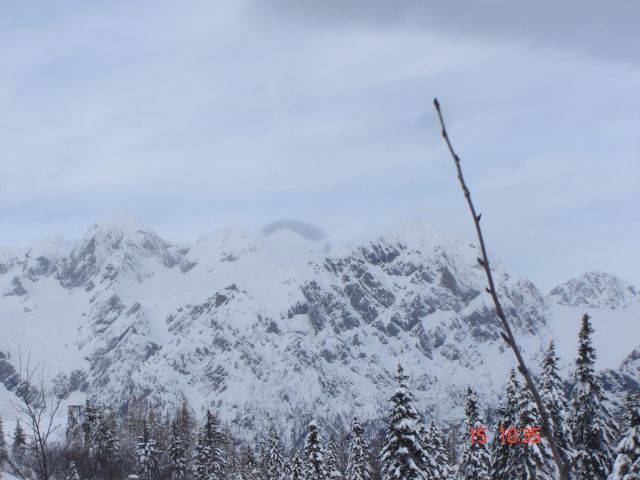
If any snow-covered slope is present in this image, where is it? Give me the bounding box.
[547,271,639,309]
[0,218,637,439]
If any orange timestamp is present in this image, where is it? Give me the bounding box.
[469,427,542,444]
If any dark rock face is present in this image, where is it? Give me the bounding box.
[26,256,55,279]
[0,351,19,391]
[0,221,572,439]
[4,276,28,296]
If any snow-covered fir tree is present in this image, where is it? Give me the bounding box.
[283,457,293,480]
[346,417,371,480]
[178,401,195,446]
[304,420,329,480]
[92,410,119,465]
[194,421,213,480]
[326,435,344,480]
[458,386,490,480]
[135,417,160,479]
[290,453,305,480]
[66,460,80,480]
[66,409,81,449]
[571,314,617,479]
[193,409,226,480]
[421,422,451,480]
[490,370,521,479]
[379,364,427,480]
[239,446,259,480]
[608,392,640,480]
[516,385,554,479]
[82,401,99,449]
[168,419,189,479]
[539,341,574,469]
[265,428,286,480]
[12,420,27,468]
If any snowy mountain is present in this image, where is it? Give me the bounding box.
[0,218,638,440]
[547,271,639,309]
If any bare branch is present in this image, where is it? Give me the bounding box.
[433,97,569,480]
[10,351,68,480]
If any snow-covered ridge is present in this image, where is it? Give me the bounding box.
[547,271,639,309]
[0,218,637,439]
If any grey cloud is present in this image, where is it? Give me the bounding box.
[263,0,640,63]
[0,0,638,290]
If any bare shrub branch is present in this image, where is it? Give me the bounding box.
[433,98,569,480]
[9,353,68,480]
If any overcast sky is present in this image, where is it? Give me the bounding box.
[0,0,638,290]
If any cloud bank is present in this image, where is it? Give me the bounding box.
[0,0,638,289]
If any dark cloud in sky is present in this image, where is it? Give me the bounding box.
[264,0,640,63]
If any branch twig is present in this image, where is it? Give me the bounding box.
[433,98,569,480]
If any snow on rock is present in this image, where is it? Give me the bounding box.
[57,216,183,289]
[0,246,24,274]
[620,345,640,381]
[0,219,637,441]
[547,271,639,309]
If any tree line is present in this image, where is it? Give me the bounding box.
[0,313,638,479]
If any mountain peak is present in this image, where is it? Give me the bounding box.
[548,271,639,309]
[86,216,156,239]
[57,217,179,288]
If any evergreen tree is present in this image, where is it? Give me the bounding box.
[571,314,617,479]
[0,414,6,470]
[66,408,82,449]
[265,428,286,480]
[379,364,426,480]
[92,410,119,467]
[193,409,226,480]
[304,420,329,480]
[540,341,574,469]
[168,419,189,479]
[66,460,80,480]
[283,458,292,480]
[517,385,554,479]
[346,417,371,480]
[490,370,521,478]
[326,435,344,480]
[608,392,640,480]
[290,453,305,480]
[223,424,240,479]
[194,422,213,480]
[12,420,27,467]
[458,386,490,480]
[239,446,259,480]
[135,417,160,479]
[82,401,98,449]
[178,401,195,446]
[421,422,451,480]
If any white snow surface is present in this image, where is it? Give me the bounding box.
[0,218,638,441]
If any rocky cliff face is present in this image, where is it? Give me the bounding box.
[0,218,636,438]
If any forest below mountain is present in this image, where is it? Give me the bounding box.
[1,314,638,480]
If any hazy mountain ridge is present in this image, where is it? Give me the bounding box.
[0,218,637,439]
[548,271,639,309]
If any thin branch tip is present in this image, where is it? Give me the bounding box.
[433,97,569,480]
